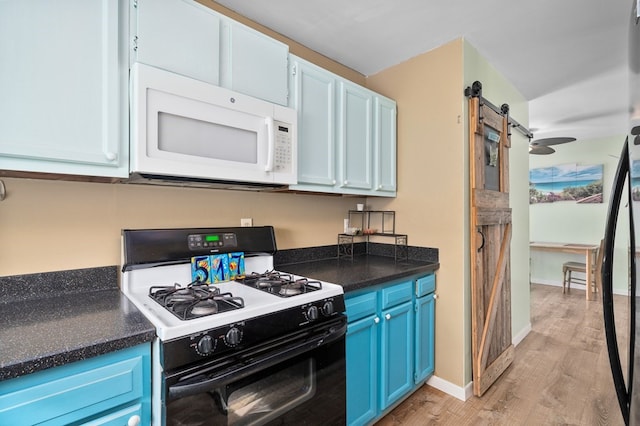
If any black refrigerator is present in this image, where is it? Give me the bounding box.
[602,1,640,425]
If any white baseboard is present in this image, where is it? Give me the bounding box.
[426,375,473,401]
[512,322,532,347]
[530,278,628,296]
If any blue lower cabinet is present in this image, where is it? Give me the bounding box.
[380,300,413,410]
[415,293,435,383]
[346,315,378,426]
[0,344,151,426]
[345,274,435,426]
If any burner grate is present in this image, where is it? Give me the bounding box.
[237,271,322,297]
[149,279,244,320]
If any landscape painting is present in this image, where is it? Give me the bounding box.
[529,163,603,204]
[632,159,640,201]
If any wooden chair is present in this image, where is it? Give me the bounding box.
[562,239,604,295]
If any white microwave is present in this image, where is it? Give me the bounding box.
[129,63,297,188]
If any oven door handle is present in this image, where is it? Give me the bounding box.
[168,321,347,400]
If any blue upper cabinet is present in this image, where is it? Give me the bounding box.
[220,20,289,106]
[134,0,221,86]
[0,0,129,178]
[289,55,397,197]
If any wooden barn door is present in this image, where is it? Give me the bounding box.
[469,92,514,397]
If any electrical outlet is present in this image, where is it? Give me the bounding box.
[240,218,253,227]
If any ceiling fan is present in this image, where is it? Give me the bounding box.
[528,137,576,155]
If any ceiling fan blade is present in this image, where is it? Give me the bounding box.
[530,137,576,146]
[529,145,556,155]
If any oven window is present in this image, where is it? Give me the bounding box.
[228,358,316,425]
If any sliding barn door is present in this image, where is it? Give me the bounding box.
[469,95,514,397]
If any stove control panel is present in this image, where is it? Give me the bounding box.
[188,232,238,250]
[302,297,341,323]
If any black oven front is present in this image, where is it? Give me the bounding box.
[162,315,347,425]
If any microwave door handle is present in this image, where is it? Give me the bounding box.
[265,117,274,172]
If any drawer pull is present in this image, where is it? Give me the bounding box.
[385,313,391,320]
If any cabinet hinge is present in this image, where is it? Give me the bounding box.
[414,302,418,312]
[292,64,297,76]
[132,35,138,52]
[133,0,138,8]
[414,373,418,382]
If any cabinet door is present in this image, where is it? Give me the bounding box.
[338,81,373,191]
[134,0,220,86]
[290,58,336,187]
[380,301,413,410]
[374,96,397,194]
[415,293,435,383]
[0,0,128,177]
[346,315,378,426]
[221,21,288,105]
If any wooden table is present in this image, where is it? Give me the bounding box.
[529,241,600,300]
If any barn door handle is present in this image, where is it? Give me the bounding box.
[477,229,485,252]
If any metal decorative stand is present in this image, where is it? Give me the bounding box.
[338,210,408,261]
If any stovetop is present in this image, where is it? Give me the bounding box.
[149,280,245,320]
[122,262,344,341]
[120,226,345,342]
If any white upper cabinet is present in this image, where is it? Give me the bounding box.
[374,96,397,194]
[133,0,221,86]
[0,0,129,177]
[220,21,289,106]
[339,81,373,191]
[289,56,336,187]
[133,0,288,105]
[289,55,397,197]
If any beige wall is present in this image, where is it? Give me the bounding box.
[366,39,530,389]
[0,178,362,276]
[366,39,467,388]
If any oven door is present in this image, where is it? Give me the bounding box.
[163,316,347,426]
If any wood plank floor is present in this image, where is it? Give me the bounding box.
[376,284,629,426]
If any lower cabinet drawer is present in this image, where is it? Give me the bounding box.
[345,291,377,322]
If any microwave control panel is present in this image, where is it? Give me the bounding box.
[273,122,293,173]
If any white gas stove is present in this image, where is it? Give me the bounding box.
[120,226,347,426]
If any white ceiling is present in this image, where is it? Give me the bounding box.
[215,0,632,144]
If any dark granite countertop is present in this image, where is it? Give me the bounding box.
[0,267,156,382]
[278,254,439,293]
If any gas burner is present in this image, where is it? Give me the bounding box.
[238,271,322,298]
[149,280,244,320]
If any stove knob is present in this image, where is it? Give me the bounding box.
[307,305,319,321]
[322,301,334,316]
[197,335,214,355]
[225,327,242,346]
